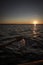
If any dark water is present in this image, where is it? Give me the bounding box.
[0,24,43,38]
[0,24,43,65]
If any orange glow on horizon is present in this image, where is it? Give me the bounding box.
[0,20,43,24]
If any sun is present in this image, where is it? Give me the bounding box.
[33,21,38,24]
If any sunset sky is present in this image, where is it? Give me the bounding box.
[0,0,43,24]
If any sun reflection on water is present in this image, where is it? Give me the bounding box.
[33,24,37,38]
[33,24,37,34]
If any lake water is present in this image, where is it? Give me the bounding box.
[0,24,43,65]
[0,24,43,38]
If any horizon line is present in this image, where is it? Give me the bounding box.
[0,23,43,24]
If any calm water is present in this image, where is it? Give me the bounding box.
[0,24,43,65]
[0,24,43,50]
[0,24,43,38]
